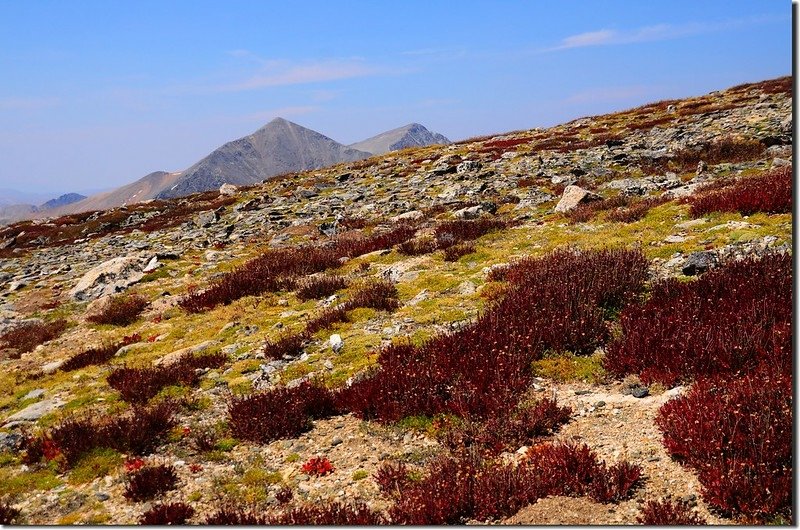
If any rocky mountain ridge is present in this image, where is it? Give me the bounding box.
[0,76,791,525]
[348,123,450,155]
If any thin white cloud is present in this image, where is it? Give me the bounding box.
[560,29,617,49]
[399,47,467,60]
[545,14,786,52]
[216,58,385,92]
[0,96,60,111]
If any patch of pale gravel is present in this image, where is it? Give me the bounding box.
[500,380,732,525]
[12,411,440,524]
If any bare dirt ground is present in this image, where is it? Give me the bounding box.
[503,380,729,525]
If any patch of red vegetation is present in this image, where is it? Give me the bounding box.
[604,253,790,386]
[107,352,227,403]
[139,502,195,525]
[637,498,707,525]
[227,381,338,443]
[0,319,67,357]
[388,442,640,524]
[124,463,179,501]
[338,248,648,423]
[658,362,791,520]
[687,166,791,217]
[24,401,177,468]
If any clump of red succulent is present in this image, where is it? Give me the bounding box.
[302,456,335,477]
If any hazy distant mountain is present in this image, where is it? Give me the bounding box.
[49,171,181,217]
[0,188,54,207]
[349,123,450,155]
[0,204,37,225]
[40,193,86,210]
[0,191,87,225]
[156,118,371,199]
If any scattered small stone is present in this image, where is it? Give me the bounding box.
[681,493,698,507]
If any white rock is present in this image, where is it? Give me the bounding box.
[142,256,161,273]
[390,210,424,223]
[330,334,344,353]
[452,205,484,220]
[22,389,44,401]
[219,183,239,195]
[41,360,64,374]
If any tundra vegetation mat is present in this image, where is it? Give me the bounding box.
[0,76,792,525]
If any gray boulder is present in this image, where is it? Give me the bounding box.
[4,398,65,424]
[456,160,482,174]
[682,251,718,276]
[194,210,219,228]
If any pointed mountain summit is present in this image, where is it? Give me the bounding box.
[349,123,450,155]
[156,118,371,199]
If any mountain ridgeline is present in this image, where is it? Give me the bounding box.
[157,118,372,200]
[32,119,450,216]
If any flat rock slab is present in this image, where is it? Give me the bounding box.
[155,340,216,366]
[554,185,601,213]
[4,398,65,424]
[69,254,150,301]
[22,389,44,401]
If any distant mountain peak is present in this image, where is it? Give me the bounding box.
[40,193,86,210]
[155,120,370,200]
[349,123,450,155]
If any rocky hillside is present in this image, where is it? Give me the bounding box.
[349,123,450,154]
[0,77,791,525]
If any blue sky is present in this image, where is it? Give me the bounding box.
[0,0,791,194]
